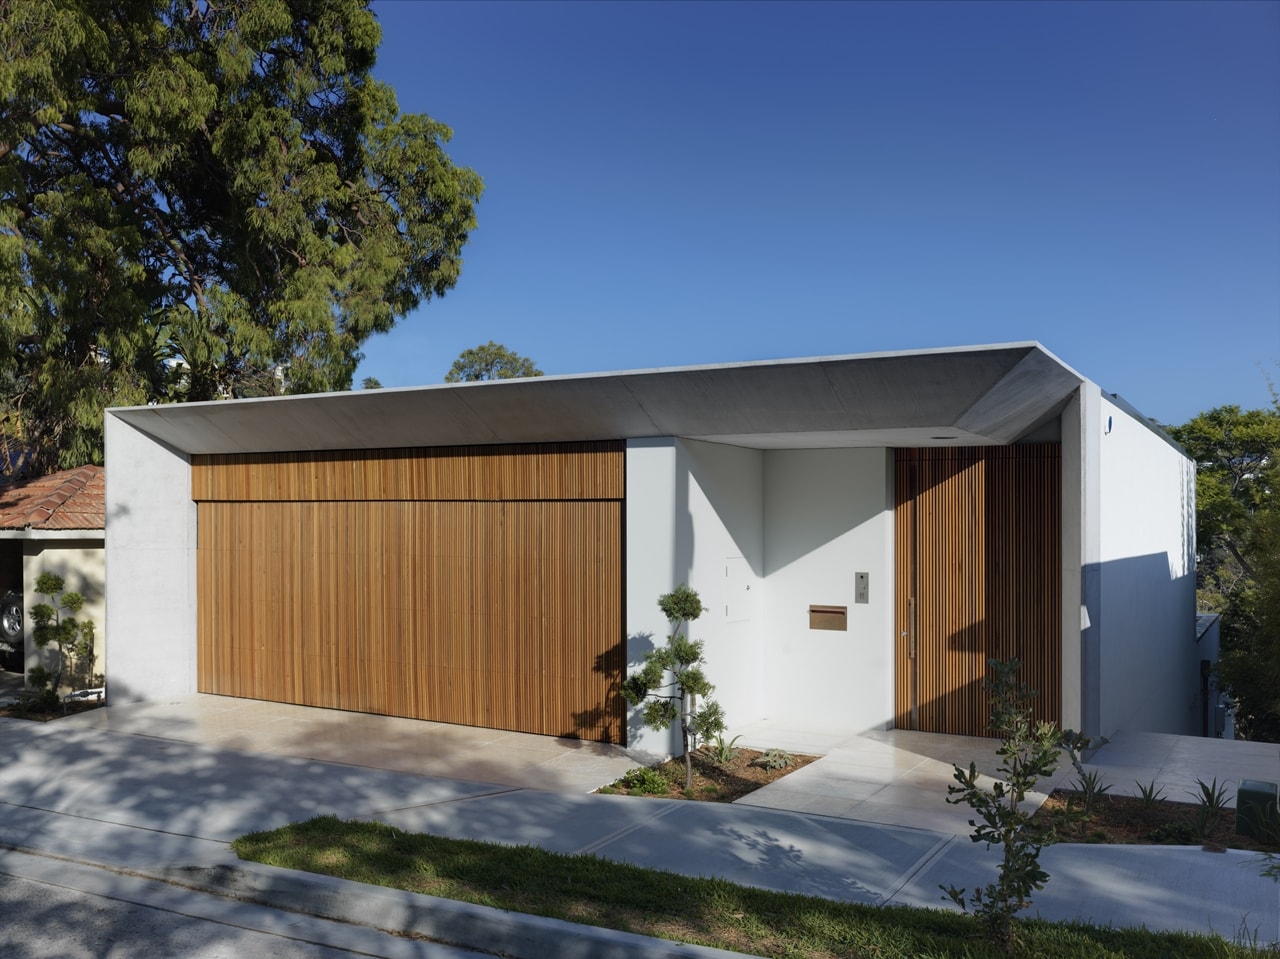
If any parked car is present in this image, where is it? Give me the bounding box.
[1,590,21,673]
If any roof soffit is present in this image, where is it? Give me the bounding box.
[107,343,1089,455]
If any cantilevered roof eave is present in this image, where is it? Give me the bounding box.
[106,342,1091,456]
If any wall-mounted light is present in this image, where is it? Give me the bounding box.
[1104,416,1113,435]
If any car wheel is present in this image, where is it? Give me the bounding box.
[1,593,21,672]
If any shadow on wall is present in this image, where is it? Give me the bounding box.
[680,441,765,576]
[1083,551,1197,739]
[762,451,886,577]
[907,554,1195,743]
[567,638,635,746]
[619,632,657,749]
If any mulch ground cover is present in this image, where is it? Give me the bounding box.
[598,746,818,802]
[1031,788,1280,853]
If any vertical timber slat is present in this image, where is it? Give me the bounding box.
[894,445,1061,736]
[194,442,625,743]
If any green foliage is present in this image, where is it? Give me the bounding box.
[1223,507,1280,741]
[0,0,482,478]
[24,572,96,708]
[706,733,742,765]
[621,766,670,795]
[235,815,1269,959]
[1149,821,1197,845]
[622,585,726,791]
[942,659,1079,953]
[1169,400,1280,741]
[1072,769,1112,817]
[444,341,542,383]
[18,664,58,713]
[1190,777,1231,838]
[751,748,796,771]
[360,376,383,390]
[1135,779,1167,809]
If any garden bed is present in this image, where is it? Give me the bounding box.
[598,746,817,802]
[1031,788,1280,853]
[0,698,104,722]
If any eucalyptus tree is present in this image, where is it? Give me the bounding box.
[0,0,482,475]
[1170,400,1280,740]
[445,342,543,382]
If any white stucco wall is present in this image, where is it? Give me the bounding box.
[104,413,199,703]
[625,440,895,755]
[1059,387,1088,733]
[1094,393,1197,736]
[624,438,765,758]
[21,539,106,687]
[761,448,895,732]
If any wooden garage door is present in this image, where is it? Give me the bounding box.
[894,445,1061,736]
[193,443,625,743]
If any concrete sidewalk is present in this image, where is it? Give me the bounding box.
[2,713,1277,954]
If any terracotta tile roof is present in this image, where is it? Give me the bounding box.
[0,465,105,531]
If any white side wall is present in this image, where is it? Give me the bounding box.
[22,539,106,687]
[624,438,765,758]
[1059,388,1088,733]
[1094,393,1198,736]
[762,448,895,732]
[625,441,896,756]
[104,413,199,703]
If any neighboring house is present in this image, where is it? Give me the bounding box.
[0,465,106,680]
[103,343,1199,756]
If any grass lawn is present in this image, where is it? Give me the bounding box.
[233,816,1277,959]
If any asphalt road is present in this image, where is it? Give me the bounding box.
[0,853,493,959]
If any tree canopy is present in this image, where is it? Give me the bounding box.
[1,0,482,477]
[445,341,542,383]
[1170,399,1280,741]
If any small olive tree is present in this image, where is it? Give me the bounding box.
[942,658,1081,953]
[26,572,96,709]
[622,585,726,791]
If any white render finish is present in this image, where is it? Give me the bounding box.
[1059,387,1087,733]
[104,413,199,703]
[1094,394,1198,736]
[623,438,765,759]
[624,438,682,757]
[624,440,894,756]
[762,448,895,732]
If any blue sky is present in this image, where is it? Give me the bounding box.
[355,0,1280,426]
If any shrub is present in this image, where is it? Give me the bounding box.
[706,733,742,765]
[622,585,727,791]
[622,767,670,795]
[942,658,1081,954]
[1136,779,1167,809]
[22,572,97,711]
[1190,777,1230,838]
[751,748,796,771]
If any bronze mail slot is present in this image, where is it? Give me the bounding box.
[809,605,848,631]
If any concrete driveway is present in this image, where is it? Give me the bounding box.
[2,695,1277,949]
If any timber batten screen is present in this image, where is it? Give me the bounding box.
[894,445,1061,737]
[193,442,625,743]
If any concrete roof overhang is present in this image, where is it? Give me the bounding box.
[107,342,1087,455]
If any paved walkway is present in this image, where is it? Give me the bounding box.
[1,696,1277,955]
[731,719,1280,834]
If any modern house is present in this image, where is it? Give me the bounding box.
[0,464,106,679]
[103,343,1198,757]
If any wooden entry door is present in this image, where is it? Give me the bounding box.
[894,445,1061,736]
